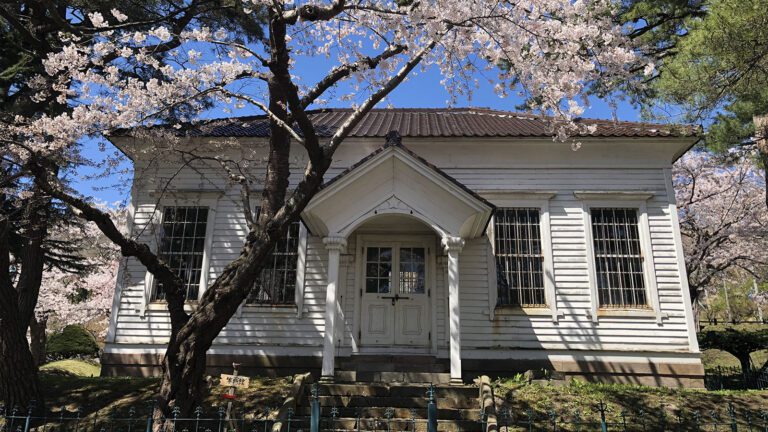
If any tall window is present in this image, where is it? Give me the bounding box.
[246,221,301,305]
[493,208,545,307]
[590,208,647,308]
[153,206,209,301]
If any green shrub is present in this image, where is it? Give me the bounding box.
[46,325,99,359]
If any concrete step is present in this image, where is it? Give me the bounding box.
[313,395,478,410]
[313,382,478,400]
[311,417,484,431]
[340,362,448,373]
[337,356,449,373]
[295,406,483,420]
[340,355,446,365]
[334,370,452,384]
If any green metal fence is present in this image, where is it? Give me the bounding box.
[2,392,768,432]
[492,402,768,432]
[705,366,768,390]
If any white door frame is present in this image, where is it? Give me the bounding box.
[353,234,437,354]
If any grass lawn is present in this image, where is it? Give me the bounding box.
[494,378,768,430]
[35,365,292,420]
[40,360,101,377]
[701,349,768,370]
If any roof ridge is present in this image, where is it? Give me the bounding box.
[116,107,697,138]
[195,107,683,129]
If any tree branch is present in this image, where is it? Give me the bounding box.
[27,156,190,331]
[299,44,407,110]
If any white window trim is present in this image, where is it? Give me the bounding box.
[483,192,560,322]
[577,193,666,324]
[238,222,308,318]
[139,192,220,317]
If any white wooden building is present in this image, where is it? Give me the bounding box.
[102,108,704,387]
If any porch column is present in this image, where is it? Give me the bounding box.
[443,236,465,385]
[321,236,346,381]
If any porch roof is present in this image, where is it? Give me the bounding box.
[301,136,494,240]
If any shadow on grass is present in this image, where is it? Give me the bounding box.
[494,379,768,431]
[38,373,292,419]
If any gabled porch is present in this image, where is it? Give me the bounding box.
[301,133,494,384]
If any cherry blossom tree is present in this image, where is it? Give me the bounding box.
[30,210,123,364]
[0,0,262,407]
[3,0,653,419]
[674,151,768,309]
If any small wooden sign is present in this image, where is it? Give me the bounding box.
[220,374,250,388]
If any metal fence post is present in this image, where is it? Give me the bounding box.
[331,406,339,432]
[309,384,320,432]
[597,401,608,432]
[573,409,582,432]
[357,408,362,432]
[525,408,534,432]
[286,407,293,432]
[426,384,437,432]
[548,410,557,432]
[75,407,82,432]
[729,403,739,432]
[145,407,154,432]
[23,401,36,432]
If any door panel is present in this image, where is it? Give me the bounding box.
[394,246,430,345]
[360,243,431,347]
[361,246,395,345]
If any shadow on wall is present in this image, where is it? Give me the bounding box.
[472,234,699,388]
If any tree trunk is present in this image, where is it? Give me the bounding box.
[737,354,754,388]
[0,217,42,407]
[0,315,42,409]
[29,316,48,366]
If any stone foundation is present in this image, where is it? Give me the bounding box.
[101,352,704,388]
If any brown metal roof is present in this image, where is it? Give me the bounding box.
[154,108,696,139]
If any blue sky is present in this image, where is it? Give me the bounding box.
[76,62,643,205]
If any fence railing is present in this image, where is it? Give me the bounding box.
[705,366,768,390]
[492,401,768,432]
[3,388,768,432]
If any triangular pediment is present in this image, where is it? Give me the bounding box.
[302,144,493,239]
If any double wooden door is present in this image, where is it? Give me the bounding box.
[360,241,431,346]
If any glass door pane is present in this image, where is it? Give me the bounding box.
[399,247,425,294]
[365,247,392,293]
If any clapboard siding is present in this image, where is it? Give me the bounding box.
[446,165,693,354]
[109,142,696,357]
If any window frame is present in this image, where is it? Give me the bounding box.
[491,207,548,308]
[482,192,558,322]
[241,221,308,316]
[140,192,220,316]
[576,191,663,323]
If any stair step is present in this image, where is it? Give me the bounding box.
[295,406,482,420]
[340,362,448,373]
[341,355,446,365]
[334,370,452,384]
[313,395,478,410]
[313,383,478,399]
[307,417,484,431]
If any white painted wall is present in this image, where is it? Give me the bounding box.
[106,135,699,360]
